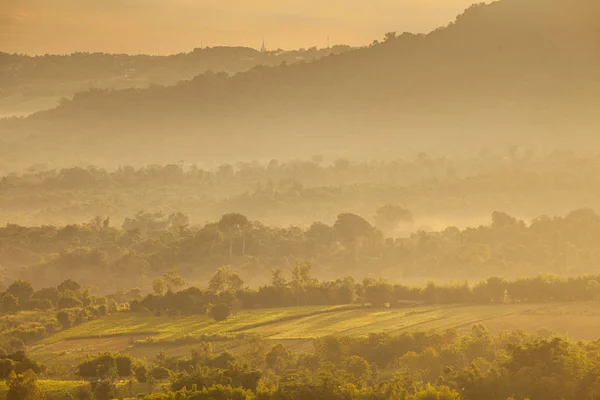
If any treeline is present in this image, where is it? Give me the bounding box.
[1,46,351,88]
[8,326,600,400]
[5,150,591,229]
[135,268,600,319]
[5,207,600,291]
[0,152,532,190]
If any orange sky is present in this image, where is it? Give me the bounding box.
[0,0,482,54]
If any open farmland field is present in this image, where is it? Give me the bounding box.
[28,301,600,367]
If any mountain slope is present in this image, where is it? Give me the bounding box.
[1,0,599,169]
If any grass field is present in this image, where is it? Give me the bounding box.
[28,301,600,367]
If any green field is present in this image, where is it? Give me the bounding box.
[28,301,600,366]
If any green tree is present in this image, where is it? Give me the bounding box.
[2,294,18,312]
[208,267,244,293]
[0,358,16,379]
[266,343,294,373]
[210,303,231,322]
[6,280,34,305]
[7,370,43,400]
[219,213,250,259]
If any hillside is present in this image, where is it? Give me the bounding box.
[1,0,599,169]
[0,46,350,118]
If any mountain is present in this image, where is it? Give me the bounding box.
[1,0,599,170]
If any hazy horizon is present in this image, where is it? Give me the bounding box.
[1,0,483,55]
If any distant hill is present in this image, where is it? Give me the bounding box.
[1,0,599,169]
[0,45,351,117]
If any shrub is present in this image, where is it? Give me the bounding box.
[210,303,231,322]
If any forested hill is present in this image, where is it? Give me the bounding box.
[2,0,600,168]
[0,45,351,119]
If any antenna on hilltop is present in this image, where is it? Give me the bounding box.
[327,36,330,49]
[261,38,267,53]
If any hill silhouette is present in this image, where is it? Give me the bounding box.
[1,0,599,169]
[0,45,350,118]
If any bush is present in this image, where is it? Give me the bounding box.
[210,303,231,322]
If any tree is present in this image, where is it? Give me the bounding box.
[152,278,166,296]
[266,344,294,373]
[2,294,18,312]
[344,355,372,384]
[587,280,600,300]
[290,262,316,306]
[133,364,148,383]
[7,370,43,400]
[334,213,374,259]
[271,269,287,289]
[150,366,171,380]
[162,269,186,292]
[58,279,81,293]
[383,31,398,42]
[6,280,33,305]
[57,295,82,309]
[208,267,244,293]
[219,213,250,259]
[0,358,15,379]
[210,303,231,322]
